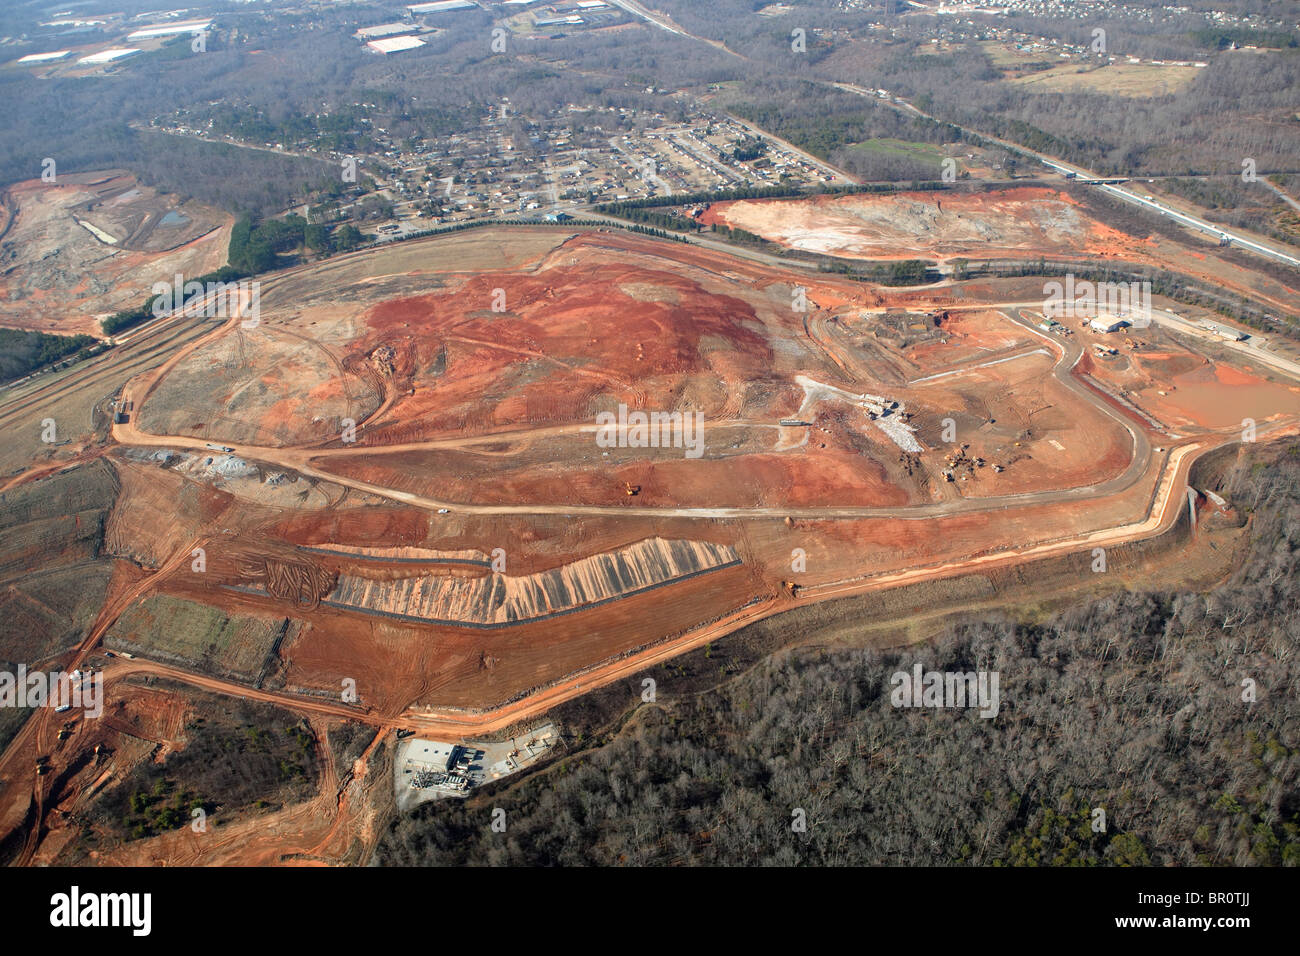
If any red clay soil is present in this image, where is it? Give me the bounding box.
[699,186,1149,262]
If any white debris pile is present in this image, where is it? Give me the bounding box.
[179,453,259,481]
[873,413,923,453]
[793,375,924,453]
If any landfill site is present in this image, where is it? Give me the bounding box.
[2,193,1300,864]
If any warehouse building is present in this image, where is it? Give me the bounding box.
[367,35,427,54]
[1089,317,1126,333]
[355,23,412,40]
[77,48,142,64]
[127,19,212,40]
[408,1,475,13]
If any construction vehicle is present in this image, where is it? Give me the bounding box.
[623,482,640,497]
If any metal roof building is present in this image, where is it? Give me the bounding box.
[408,1,475,13]
[355,23,412,39]
[77,48,143,64]
[1089,317,1126,333]
[366,35,428,54]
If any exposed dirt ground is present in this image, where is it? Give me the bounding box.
[3,220,1299,866]
[698,186,1300,321]
[0,171,231,336]
[700,186,1139,261]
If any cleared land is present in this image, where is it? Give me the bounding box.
[0,171,231,337]
[1009,62,1200,98]
[2,212,1299,866]
[95,227,1300,718]
[699,186,1141,261]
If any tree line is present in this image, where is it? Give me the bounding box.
[0,329,98,382]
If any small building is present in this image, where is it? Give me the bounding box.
[407,740,459,772]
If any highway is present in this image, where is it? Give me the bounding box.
[1093,180,1299,268]
[603,0,692,38]
[1145,307,1300,380]
[824,80,1300,271]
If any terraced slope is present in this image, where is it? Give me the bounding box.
[326,537,741,627]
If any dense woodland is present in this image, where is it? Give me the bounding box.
[1156,176,1300,245]
[376,444,1300,866]
[0,329,97,381]
[87,692,319,845]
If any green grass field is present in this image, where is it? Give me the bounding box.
[105,595,286,682]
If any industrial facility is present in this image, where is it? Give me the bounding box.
[1089,317,1127,333]
[366,35,427,54]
